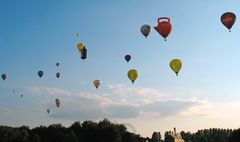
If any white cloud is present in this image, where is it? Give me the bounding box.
[28,84,213,120]
[139,98,211,118]
[30,86,73,96]
[180,100,213,117]
[108,84,168,98]
[49,99,139,120]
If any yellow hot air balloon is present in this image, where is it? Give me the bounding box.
[93,80,100,89]
[170,59,182,76]
[77,43,84,51]
[128,69,138,84]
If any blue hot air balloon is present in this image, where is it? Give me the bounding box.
[38,71,44,78]
[125,55,131,62]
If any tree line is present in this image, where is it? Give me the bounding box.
[151,128,240,142]
[0,119,240,142]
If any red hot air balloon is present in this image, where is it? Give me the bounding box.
[56,72,60,78]
[154,17,172,41]
[221,12,236,32]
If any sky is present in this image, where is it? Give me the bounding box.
[1,0,240,137]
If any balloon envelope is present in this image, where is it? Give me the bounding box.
[56,72,60,78]
[47,109,50,113]
[55,99,60,107]
[125,55,131,62]
[77,43,84,51]
[38,71,44,78]
[93,80,101,89]
[1,74,7,80]
[56,63,60,67]
[221,12,236,31]
[170,59,182,76]
[140,25,151,38]
[128,69,138,84]
[154,17,172,41]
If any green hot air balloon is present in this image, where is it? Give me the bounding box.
[170,59,182,76]
[128,69,138,84]
[140,24,151,38]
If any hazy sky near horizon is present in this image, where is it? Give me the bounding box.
[1,0,240,137]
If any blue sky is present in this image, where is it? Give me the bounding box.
[1,0,240,137]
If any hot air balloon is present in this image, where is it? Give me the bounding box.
[38,71,44,78]
[55,99,60,107]
[1,74,7,80]
[77,43,84,51]
[221,12,236,32]
[47,109,50,114]
[154,17,172,41]
[56,72,60,78]
[76,32,80,37]
[170,59,182,76]
[12,90,15,93]
[93,80,101,89]
[128,69,138,84]
[81,46,87,60]
[56,63,60,67]
[125,55,131,62]
[20,94,23,98]
[140,24,151,38]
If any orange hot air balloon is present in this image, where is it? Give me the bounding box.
[56,72,60,78]
[154,17,172,41]
[77,43,84,51]
[93,80,100,89]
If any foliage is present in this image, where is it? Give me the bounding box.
[0,121,239,142]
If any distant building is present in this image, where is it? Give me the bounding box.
[170,127,185,142]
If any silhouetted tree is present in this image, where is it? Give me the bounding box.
[229,128,240,142]
[122,132,137,142]
[151,132,162,142]
[164,131,174,142]
[0,120,237,142]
